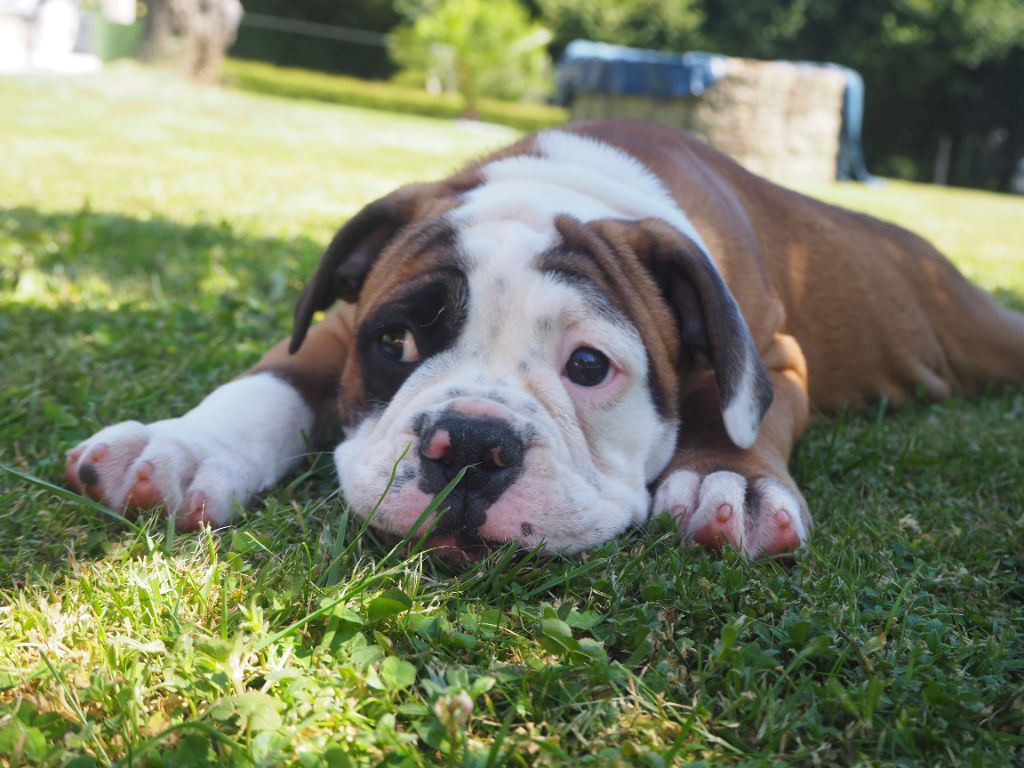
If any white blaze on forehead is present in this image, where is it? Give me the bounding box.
[451,129,712,260]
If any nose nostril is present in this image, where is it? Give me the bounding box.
[420,429,452,462]
[486,446,505,469]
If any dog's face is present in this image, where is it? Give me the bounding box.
[290,132,773,555]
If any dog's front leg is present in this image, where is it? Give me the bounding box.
[64,305,355,530]
[654,333,812,558]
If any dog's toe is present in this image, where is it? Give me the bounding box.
[124,461,164,510]
[65,422,150,506]
[747,478,807,557]
[683,471,748,552]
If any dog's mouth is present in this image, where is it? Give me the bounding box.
[423,531,501,561]
[374,528,509,561]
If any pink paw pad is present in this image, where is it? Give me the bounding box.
[690,503,743,550]
[125,462,163,510]
[757,508,803,556]
[177,491,214,532]
[78,444,109,499]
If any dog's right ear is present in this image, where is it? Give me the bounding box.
[290,183,439,353]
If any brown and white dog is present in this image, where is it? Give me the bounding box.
[64,121,1024,558]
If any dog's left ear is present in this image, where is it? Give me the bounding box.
[290,182,442,353]
[589,217,774,449]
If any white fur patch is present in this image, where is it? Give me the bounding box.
[451,130,712,260]
[721,359,761,449]
[70,373,313,523]
[535,130,713,255]
[651,468,701,521]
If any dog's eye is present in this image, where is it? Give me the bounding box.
[565,347,611,387]
[378,327,420,364]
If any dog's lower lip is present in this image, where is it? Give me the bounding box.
[426,533,502,561]
[373,526,504,559]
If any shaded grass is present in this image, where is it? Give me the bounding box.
[1,66,1023,766]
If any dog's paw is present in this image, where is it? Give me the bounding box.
[65,419,248,531]
[652,469,808,558]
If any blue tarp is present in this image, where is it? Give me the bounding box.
[827,64,874,182]
[555,39,875,182]
[555,40,728,104]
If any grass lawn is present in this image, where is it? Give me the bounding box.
[1,65,1023,766]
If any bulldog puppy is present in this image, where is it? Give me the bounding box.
[64,121,1024,558]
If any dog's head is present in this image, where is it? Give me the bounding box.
[290,132,772,555]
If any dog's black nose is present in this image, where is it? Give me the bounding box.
[418,414,524,528]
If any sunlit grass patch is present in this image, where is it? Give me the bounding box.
[1,66,1023,766]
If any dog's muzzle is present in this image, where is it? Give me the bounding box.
[417,413,525,535]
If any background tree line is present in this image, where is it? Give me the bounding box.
[227,0,1024,192]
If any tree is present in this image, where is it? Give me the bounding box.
[535,0,704,55]
[143,0,244,82]
[230,0,401,79]
[390,0,553,112]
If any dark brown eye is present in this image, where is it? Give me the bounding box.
[565,347,610,386]
[378,327,420,364]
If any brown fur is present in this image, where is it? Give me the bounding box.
[253,121,1024,530]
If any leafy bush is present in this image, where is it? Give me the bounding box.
[390,0,553,113]
[537,0,703,52]
[223,58,568,132]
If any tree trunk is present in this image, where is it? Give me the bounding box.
[141,0,243,82]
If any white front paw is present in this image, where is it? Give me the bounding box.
[64,373,314,530]
[65,419,250,529]
[653,469,808,558]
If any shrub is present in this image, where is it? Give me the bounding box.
[223,58,567,132]
[390,0,553,114]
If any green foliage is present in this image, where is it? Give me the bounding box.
[224,58,466,118]
[224,0,1024,189]
[229,0,401,79]
[886,0,1024,67]
[536,0,704,54]
[222,57,567,131]
[2,68,1024,766]
[390,0,553,112]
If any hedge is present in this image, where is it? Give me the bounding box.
[222,59,568,133]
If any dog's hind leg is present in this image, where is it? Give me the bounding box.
[65,304,356,529]
[905,238,1024,393]
[938,290,1024,392]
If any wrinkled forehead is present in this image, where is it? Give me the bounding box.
[357,209,621,329]
[361,219,636,345]
[361,128,686,316]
